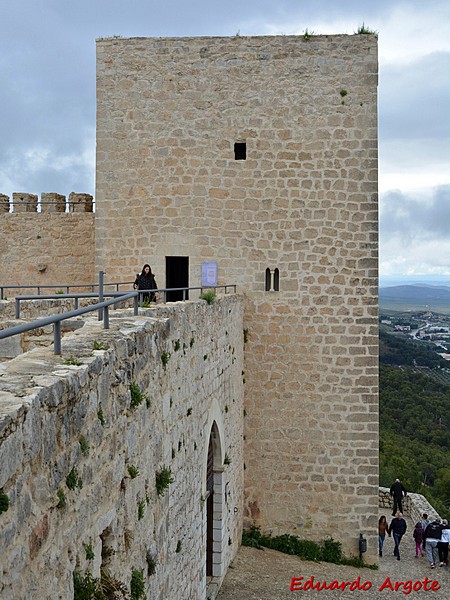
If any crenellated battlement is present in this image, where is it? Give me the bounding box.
[0,192,95,289]
[0,191,94,213]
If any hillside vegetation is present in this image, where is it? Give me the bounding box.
[380,330,450,519]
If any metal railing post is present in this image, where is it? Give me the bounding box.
[15,298,20,319]
[104,305,110,329]
[54,321,62,355]
[98,270,105,321]
[134,294,139,315]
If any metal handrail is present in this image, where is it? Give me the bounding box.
[0,292,137,355]
[0,284,237,355]
[13,285,237,319]
[14,292,128,319]
[0,281,134,300]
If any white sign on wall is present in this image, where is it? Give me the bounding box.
[202,262,217,286]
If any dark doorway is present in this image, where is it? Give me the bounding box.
[166,256,189,302]
[206,433,214,577]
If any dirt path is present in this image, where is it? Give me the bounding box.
[217,525,449,599]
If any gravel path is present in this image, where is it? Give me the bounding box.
[217,518,449,599]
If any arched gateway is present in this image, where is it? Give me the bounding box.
[204,419,225,583]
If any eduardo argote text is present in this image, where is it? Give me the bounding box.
[290,575,441,595]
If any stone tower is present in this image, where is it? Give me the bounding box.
[96,34,379,558]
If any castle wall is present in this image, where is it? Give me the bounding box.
[0,296,244,600]
[0,193,95,291]
[96,35,379,559]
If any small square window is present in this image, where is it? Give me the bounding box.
[234,142,246,160]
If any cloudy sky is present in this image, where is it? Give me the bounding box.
[1,0,449,281]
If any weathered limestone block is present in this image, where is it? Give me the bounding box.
[12,193,38,213]
[0,193,10,213]
[69,192,94,213]
[41,192,66,213]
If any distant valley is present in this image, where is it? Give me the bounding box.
[379,283,450,314]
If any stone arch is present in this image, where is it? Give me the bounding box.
[203,399,225,582]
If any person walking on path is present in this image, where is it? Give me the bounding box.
[421,513,431,554]
[437,519,450,567]
[389,478,407,516]
[378,515,390,557]
[413,521,424,558]
[388,512,407,561]
[134,264,158,304]
[424,518,443,568]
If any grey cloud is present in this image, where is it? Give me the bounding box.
[381,185,450,241]
[380,52,450,142]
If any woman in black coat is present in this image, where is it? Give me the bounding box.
[134,264,157,303]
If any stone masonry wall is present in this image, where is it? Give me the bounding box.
[0,295,244,600]
[96,35,379,560]
[379,487,441,525]
[0,210,95,291]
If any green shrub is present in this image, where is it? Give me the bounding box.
[356,22,378,35]
[127,465,140,479]
[155,466,174,497]
[93,340,107,351]
[84,540,95,561]
[73,571,102,599]
[0,490,9,515]
[97,405,105,426]
[146,551,157,576]
[56,489,66,509]
[200,290,216,305]
[66,467,83,491]
[242,527,378,569]
[137,499,145,520]
[130,569,145,600]
[79,435,89,456]
[130,382,147,409]
[63,356,82,366]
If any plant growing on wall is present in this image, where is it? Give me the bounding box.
[224,453,232,466]
[73,571,100,599]
[93,340,107,351]
[129,382,149,409]
[146,551,157,576]
[161,351,170,367]
[130,569,145,600]
[200,290,216,305]
[0,490,10,514]
[79,435,90,456]
[63,356,82,366]
[356,22,378,35]
[84,540,95,561]
[155,466,174,497]
[302,28,316,40]
[138,499,146,520]
[127,465,140,479]
[66,467,83,490]
[56,489,66,509]
[97,405,105,426]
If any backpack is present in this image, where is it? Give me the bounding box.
[413,523,423,542]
